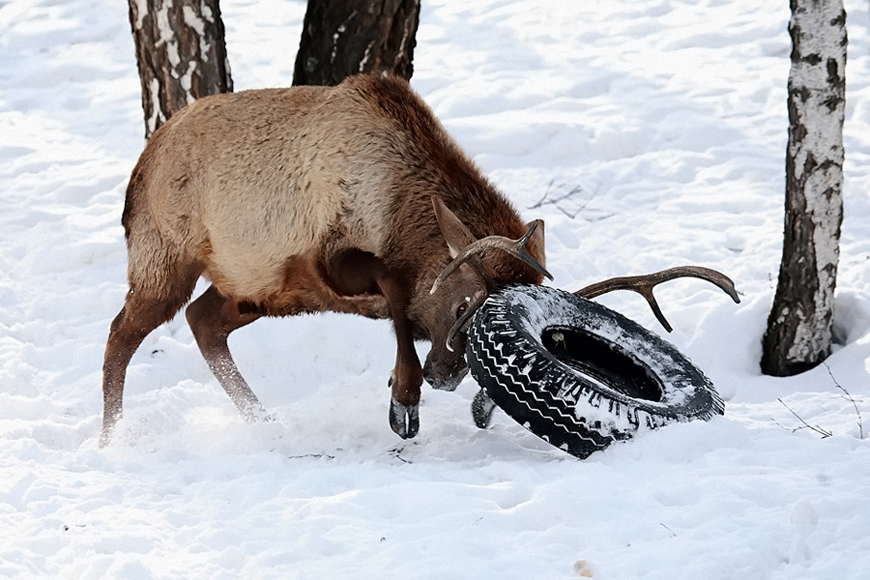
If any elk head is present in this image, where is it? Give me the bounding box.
[416,198,742,395]
[417,197,551,391]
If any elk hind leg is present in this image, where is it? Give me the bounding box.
[186,285,265,420]
[101,271,199,446]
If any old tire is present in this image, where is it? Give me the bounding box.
[466,284,724,459]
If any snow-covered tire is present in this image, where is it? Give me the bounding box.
[466,284,724,459]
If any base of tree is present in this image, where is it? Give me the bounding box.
[760,342,829,377]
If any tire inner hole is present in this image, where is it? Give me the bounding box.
[541,326,664,402]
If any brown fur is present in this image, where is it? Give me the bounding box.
[100,73,545,444]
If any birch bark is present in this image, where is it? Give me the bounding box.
[762,0,847,376]
[128,0,233,139]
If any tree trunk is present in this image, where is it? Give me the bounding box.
[761,0,847,376]
[127,0,233,139]
[293,0,420,87]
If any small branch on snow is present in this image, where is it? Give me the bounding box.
[389,446,413,464]
[824,363,865,440]
[288,452,336,460]
[529,179,607,220]
[775,398,833,439]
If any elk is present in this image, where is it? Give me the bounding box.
[101,73,737,446]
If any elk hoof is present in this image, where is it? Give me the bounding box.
[471,388,497,429]
[389,396,419,439]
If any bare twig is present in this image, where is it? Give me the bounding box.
[389,446,413,464]
[824,363,865,440]
[529,178,557,209]
[529,179,605,220]
[776,398,833,438]
[529,179,555,209]
[288,452,336,460]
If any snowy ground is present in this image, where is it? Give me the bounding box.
[2,0,870,578]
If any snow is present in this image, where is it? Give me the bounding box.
[1,0,869,578]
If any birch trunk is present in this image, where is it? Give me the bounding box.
[128,0,233,139]
[761,0,847,376]
[293,0,420,86]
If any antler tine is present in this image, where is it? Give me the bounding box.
[430,220,553,295]
[576,266,740,333]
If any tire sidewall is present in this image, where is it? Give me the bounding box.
[466,284,724,458]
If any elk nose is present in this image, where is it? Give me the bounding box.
[423,365,468,391]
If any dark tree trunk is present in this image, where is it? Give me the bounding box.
[293,0,420,86]
[127,0,233,139]
[761,0,847,376]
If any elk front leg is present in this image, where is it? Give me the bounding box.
[381,277,423,440]
[387,314,423,439]
[325,248,423,439]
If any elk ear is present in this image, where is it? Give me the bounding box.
[525,219,546,268]
[432,196,476,258]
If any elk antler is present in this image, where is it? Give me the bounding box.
[576,266,740,332]
[430,220,553,295]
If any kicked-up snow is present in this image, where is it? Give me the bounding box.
[1,0,870,578]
